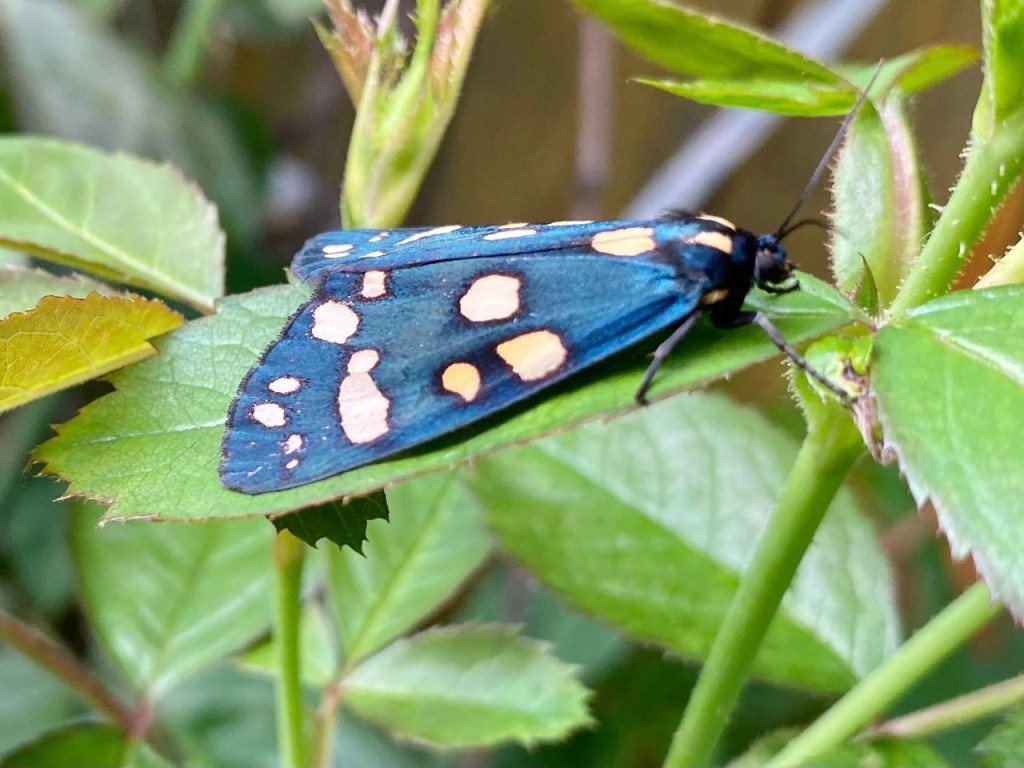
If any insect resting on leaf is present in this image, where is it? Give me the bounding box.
[220,79,875,495]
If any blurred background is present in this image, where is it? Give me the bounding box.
[1,0,1022,765]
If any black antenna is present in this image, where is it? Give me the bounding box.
[775,62,884,238]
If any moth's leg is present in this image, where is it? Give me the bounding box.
[710,309,849,400]
[635,310,702,406]
[751,312,849,401]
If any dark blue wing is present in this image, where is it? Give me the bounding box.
[221,248,708,493]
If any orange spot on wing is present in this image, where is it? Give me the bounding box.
[496,330,568,381]
[442,362,482,402]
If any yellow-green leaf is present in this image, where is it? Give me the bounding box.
[0,292,181,412]
[0,265,111,319]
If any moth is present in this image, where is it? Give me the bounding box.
[220,212,845,493]
[220,81,873,495]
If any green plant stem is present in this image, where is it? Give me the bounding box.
[766,582,1002,768]
[865,672,1024,740]
[663,409,862,767]
[164,0,225,87]
[889,107,1024,317]
[273,530,307,768]
[0,608,136,732]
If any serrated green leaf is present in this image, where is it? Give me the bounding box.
[0,0,258,244]
[0,266,110,318]
[0,723,169,768]
[272,492,388,553]
[830,96,928,307]
[0,137,224,311]
[457,567,626,682]
[470,394,901,693]
[982,0,1024,124]
[872,287,1024,615]
[71,504,275,697]
[730,729,948,767]
[641,77,854,117]
[572,0,839,84]
[343,625,592,748]
[35,275,857,520]
[0,293,181,413]
[979,707,1024,767]
[236,604,338,688]
[329,472,492,666]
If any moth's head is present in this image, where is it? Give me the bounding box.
[754,233,798,294]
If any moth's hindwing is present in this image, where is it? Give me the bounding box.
[221,225,717,493]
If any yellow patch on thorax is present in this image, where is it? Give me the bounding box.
[684,230,733,255]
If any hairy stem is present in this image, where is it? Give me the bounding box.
[889,107,1024,317]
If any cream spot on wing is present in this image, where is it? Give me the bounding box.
[322,243,354,257]
[360,250,385,259]
[369,231,390,242]
[496,330,568,381]
[483,228,537,240]
[590,227,656,256]
[252,402,286,428]
[396,225,461,245]
[700,288,730,306]
[311,301,359,344]
[285,458,300,470]
[361,270,388,298]
[696,214,736,230]
[685,230,733,254]
[283,434,303,454]
[548,220,593,226]
[348,349,380,373]
[459,274,522,322]
[338,349,389,443]
[268,376,302,394]
[442,362,482,402]
[499,222,529,229]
